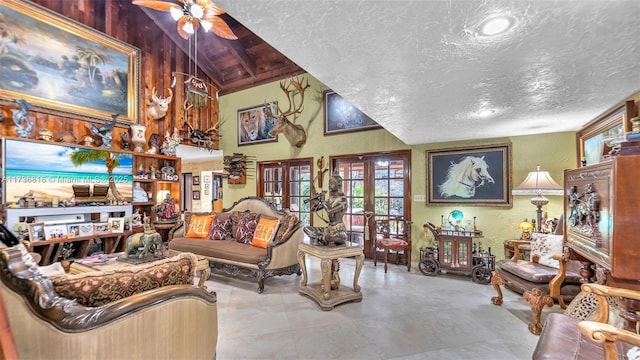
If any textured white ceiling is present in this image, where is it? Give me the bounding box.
[217,0,640,145]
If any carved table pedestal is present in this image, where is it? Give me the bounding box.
[297,242,364,311]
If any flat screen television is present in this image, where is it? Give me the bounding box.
[3,139,133,204]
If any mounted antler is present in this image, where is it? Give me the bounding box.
[267,77,310,148]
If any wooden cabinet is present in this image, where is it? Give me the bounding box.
[132,152,181,225]
[437,234,472,271]
[565,155,640,290]
[5,205,132,265]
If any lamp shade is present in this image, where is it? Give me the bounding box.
[512,165,563,196]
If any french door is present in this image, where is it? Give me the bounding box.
[257,158,314,225]
[332,151,411,258]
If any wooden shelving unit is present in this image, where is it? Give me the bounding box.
[132,152,181,225]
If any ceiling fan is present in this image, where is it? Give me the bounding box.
[132,0,238,40]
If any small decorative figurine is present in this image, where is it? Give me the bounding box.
[120,131,130,150]
[146,133,159,154]
[38,128,54,141]
[12,99,33,138]
[90,113,118,148]
[160,127,181,156]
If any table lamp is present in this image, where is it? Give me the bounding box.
[512,165,563,232]
[518,220,534,240]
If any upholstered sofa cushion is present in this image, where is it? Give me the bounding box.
[170,237,268,265]
[50,252,198,307]
[497,259,582,284]
[209,217,233,240]
[530,233,564,269]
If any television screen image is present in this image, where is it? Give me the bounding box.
[3,139,133,204]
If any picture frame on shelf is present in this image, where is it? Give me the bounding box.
[237,103,279,146]
[77,223,94,237]
[28,222,45,242]
[0,0,141,124]
[323,90,381,135]
[44,224,68,241]
[193,176,200,186]
[67,224,80,238]
[426,143,513,207]
[94,222,110,234]
[193,190,200,200]
[108,217,124,233]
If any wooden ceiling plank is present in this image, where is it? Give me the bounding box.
[138,7,225,89]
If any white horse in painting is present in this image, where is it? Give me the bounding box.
[438,156,495,198]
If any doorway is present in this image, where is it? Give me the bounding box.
[332,150,411,258]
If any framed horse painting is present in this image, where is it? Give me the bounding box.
[426,143,513,207]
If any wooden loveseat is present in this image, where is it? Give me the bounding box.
[0,243,218,360]
[168,196,304,293]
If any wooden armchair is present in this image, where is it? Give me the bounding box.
[0,245,218,360]
[490,232,583,335]
[533,283,640,360]
[373,215,411,273]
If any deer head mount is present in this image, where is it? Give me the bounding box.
[148,87,173,120]
[266,77,310,148]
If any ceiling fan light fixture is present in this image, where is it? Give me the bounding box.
[182,20,195,35]
[169,7,183,21]
[478,15,514,36]
[190,4,204,19]
[201,20,213,32]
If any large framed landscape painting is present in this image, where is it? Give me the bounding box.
[0,0,140,123]
[426,143,512,207]
[323,90,381,135]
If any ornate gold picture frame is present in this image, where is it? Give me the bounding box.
[0,0,140,124]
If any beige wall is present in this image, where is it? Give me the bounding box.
[216,73,577,260]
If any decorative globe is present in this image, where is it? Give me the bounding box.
[450,210,464,221]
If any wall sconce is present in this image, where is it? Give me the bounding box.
[512,165,563,232]
[518,220,534,240]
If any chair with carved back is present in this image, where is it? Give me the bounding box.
[373,215,411,273]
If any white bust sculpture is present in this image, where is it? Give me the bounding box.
[133,182,149,202]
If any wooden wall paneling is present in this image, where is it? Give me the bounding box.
[162,35,174,133]
[0,0,217,147]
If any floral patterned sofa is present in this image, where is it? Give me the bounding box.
[0,243,218,360]
[168,196,304,293]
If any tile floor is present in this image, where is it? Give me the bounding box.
[202,257,558,360]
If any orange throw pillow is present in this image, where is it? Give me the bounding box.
[251,217,280,248]
[186,214,215,238]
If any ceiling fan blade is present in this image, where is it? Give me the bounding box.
[210,16,238,40]
[198,0,225,16]
[132,0,181,12]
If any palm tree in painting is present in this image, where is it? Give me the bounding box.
[75,46,108,85]
[70,149,125,201]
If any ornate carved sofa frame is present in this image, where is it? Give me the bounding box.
[533,283,640,360]
[0,245,218,360]
[168,196,304,293]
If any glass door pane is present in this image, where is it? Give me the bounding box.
[337,161,365,247]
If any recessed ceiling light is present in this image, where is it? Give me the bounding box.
[478,109,495,117]
[479,15,514,36]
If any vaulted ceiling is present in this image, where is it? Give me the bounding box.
[135,4,305,96]
[140,1,640,145]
